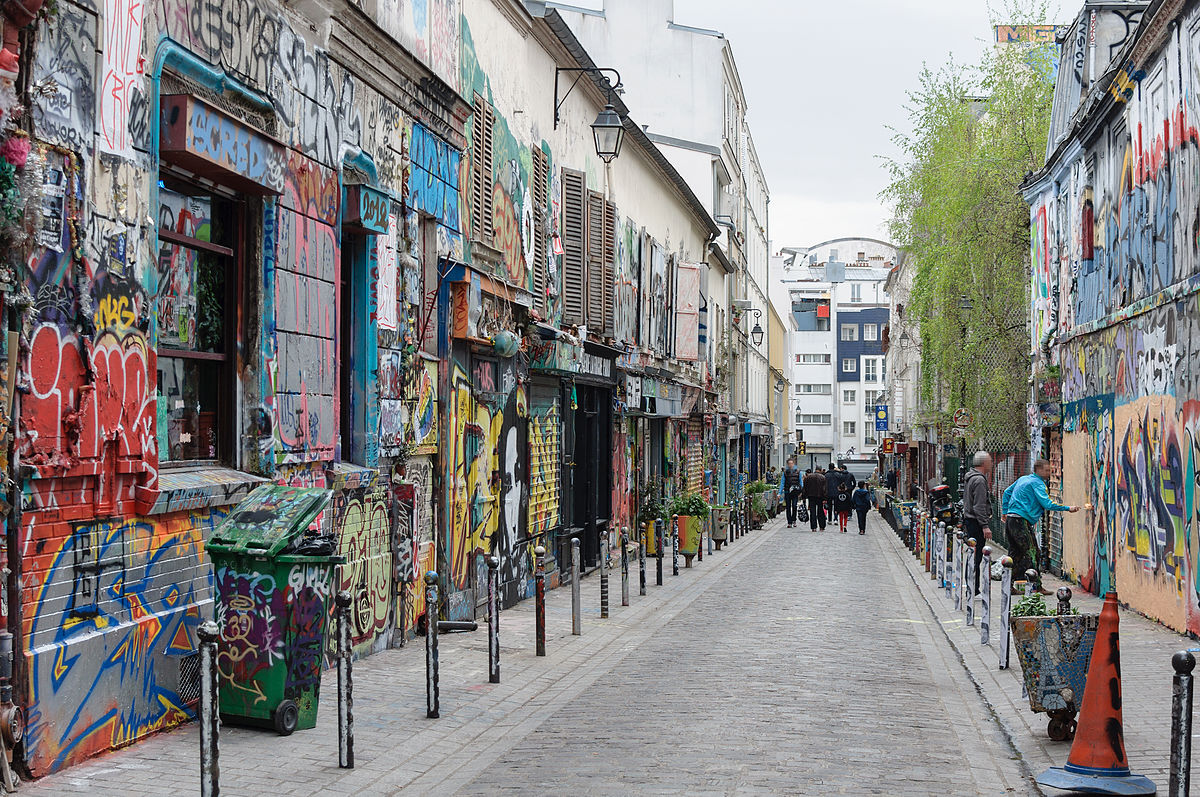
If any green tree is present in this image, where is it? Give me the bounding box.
[883,13,1055,450]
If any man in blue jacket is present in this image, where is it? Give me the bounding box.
[1001,459,1079,593]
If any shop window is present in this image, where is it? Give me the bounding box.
[157,181,238,463]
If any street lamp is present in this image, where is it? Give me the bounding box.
[749,308,764,346]
[591,104,625,163]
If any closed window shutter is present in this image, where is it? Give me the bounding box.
[586,190,604,328]
[471,95,495,246]
[561,168,586,325]
[603,200,616,336]
[532,147,549,315]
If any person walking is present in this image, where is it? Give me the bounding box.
[778,458,804,528]
[825,464,841,519]
[803,467,827,531]
[1001,459,1079,594]
[963,451,993,595]
[852,480,873,534]
[833,470,853,532]
[886,467,898,492]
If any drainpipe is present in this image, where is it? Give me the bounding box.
[6,301,23,775]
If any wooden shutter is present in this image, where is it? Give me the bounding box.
[470,95,495,246]
[602,200,616,336]
[586,190,604,328]
[561,168,586,325]
[674,261,701,360]
[531,147,549,315]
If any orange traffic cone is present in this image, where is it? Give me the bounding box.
[1037,592,1155,795]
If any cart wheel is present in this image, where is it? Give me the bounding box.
[1047,717,1071,741]
[274,700,299,736]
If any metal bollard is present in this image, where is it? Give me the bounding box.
[425,571,440,718]
[656,521,664,586]
[937,522,947,587]
[1056,586,1072,616]
[966,538,977,627]
[535,546,546,656]
[943,523,953,599]
[600,529,610,619]
[336,590,354,769]
[980,546,992,646]
[486,555,500,684]
[198,620,220,797]
[671,514,680,577]
[954,531,964,611]
[621,529,630,607]
[638,527,647,596]
[1170,650,1196,797]
[925,515,933,573]
[571,537,582,635]
[998,556,1013,669]
[697,516,704,563]
[1025,569,1038,597]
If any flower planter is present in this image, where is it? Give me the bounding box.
[677,515,701,566]
[712,506,730,548]
[1010,613,1100,740]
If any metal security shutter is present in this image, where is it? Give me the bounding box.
[531,147,549,316]
[687,417,704,494]
[529,385,562,537]
[470,94,495,246]
[586,189,605,329]
[561,169,586,325]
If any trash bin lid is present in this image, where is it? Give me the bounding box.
[206,484,333,557]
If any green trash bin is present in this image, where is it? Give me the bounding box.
[205,483,342,736]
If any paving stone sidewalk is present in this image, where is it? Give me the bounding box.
[21,514,1036,796]
[878,517,1187,792]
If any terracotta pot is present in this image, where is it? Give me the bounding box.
[2,0,43,28]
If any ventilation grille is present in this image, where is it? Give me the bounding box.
[178,652,202,706]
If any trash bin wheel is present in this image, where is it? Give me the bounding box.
[274,700,299,736]
[1047,717,1072,741]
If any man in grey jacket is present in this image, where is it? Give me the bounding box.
[962,451,993,595]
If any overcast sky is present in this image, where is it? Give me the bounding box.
[669,0,1069,251]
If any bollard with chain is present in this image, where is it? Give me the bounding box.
[998,556,1013,669]
[965,538,977,627]
[424,571,440,718]
[571,537,582,635]
[1170,650,1196,797]
[980,546,992,646]
[621,529,630,607]
[336,590,354,768]
[600,528,609,619]
[487,555,500,683]
[639,524,647,596]
[198,620,220,797]
[656,520,664,586]
[535,546,546,656]
[671,514,680,577]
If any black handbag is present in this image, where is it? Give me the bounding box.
[797,502,809,523]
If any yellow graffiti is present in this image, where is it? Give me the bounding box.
[93,294,137,335]
[529,402,560,535]
[448,365,503,589]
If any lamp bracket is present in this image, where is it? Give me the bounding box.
[554,67,622,129]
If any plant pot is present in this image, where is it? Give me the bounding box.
[711,506,730,541]
[677,515,702,565]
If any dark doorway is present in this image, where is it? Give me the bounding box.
[563,384,612,571]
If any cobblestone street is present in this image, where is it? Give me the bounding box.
[20,514,1040,796]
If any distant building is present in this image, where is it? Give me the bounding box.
[776,239,896,471]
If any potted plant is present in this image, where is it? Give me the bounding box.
[746,480,770,528]
[638,481,669,557]
[668,492,710,566]
[1009,590,1097,741]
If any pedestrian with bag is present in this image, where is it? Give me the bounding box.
[803,467,827,531]
[778,458,804,528]
[852,481,873,534]
[962,451,993,595]
[1001,459,1079,594]
[825,464,841,518]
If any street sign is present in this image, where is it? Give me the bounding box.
[953,408,973,428]
[796,441,807,456]
[875,404,889,431]
[882,438,895,454]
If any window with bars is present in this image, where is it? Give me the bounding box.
[470,94,495,247]
[531,146,549,315]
